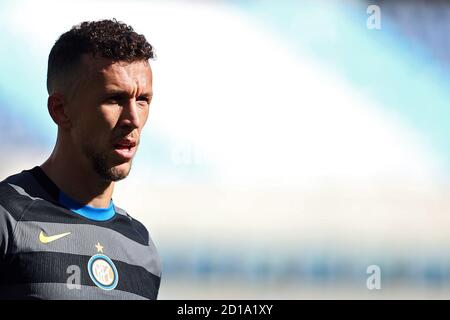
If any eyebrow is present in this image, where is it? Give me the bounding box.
[104,89,153,97]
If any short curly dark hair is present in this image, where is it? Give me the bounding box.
[47,19,154,94]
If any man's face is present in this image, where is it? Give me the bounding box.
[65,55,152,181]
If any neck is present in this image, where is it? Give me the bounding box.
[40,139,114,208]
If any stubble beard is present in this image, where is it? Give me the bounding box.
[81,143,133,182]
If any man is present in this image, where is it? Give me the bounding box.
[0,19,161,299]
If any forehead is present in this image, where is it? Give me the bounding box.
[79,54,152,92]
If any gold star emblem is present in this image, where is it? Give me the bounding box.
[95,242,104,253]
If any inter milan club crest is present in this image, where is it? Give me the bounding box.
[87,242,119,291]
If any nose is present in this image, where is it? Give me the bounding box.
[119,99,141,130]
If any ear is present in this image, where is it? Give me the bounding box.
[47,92,72,129]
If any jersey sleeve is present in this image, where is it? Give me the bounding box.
[132,219,163,279]
[0,203,16,258]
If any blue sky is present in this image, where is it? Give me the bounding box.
[235,0,450,172]
[0,0,448,180]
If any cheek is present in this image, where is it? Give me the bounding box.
[101,107,121,130]
[140,107,150,128]
[72,106,120,145]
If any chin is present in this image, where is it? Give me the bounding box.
[85,143,135,182]
[109,162,132,181]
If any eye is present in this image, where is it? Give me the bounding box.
[137,95,151,105]
[137,95,149,102]
[105,95,122,104]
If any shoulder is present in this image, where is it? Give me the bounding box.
[0,170,35,256]
[0,169,39,221]
[112,204,162,277]
[113,204,151,245]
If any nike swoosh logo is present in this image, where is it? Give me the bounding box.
[39,231,71,244]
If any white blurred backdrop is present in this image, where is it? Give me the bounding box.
[1,0,450,299]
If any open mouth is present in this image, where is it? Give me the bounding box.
[114,145,133,151]
[113,140,137,160]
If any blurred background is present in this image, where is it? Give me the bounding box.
[1,0,449,299]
